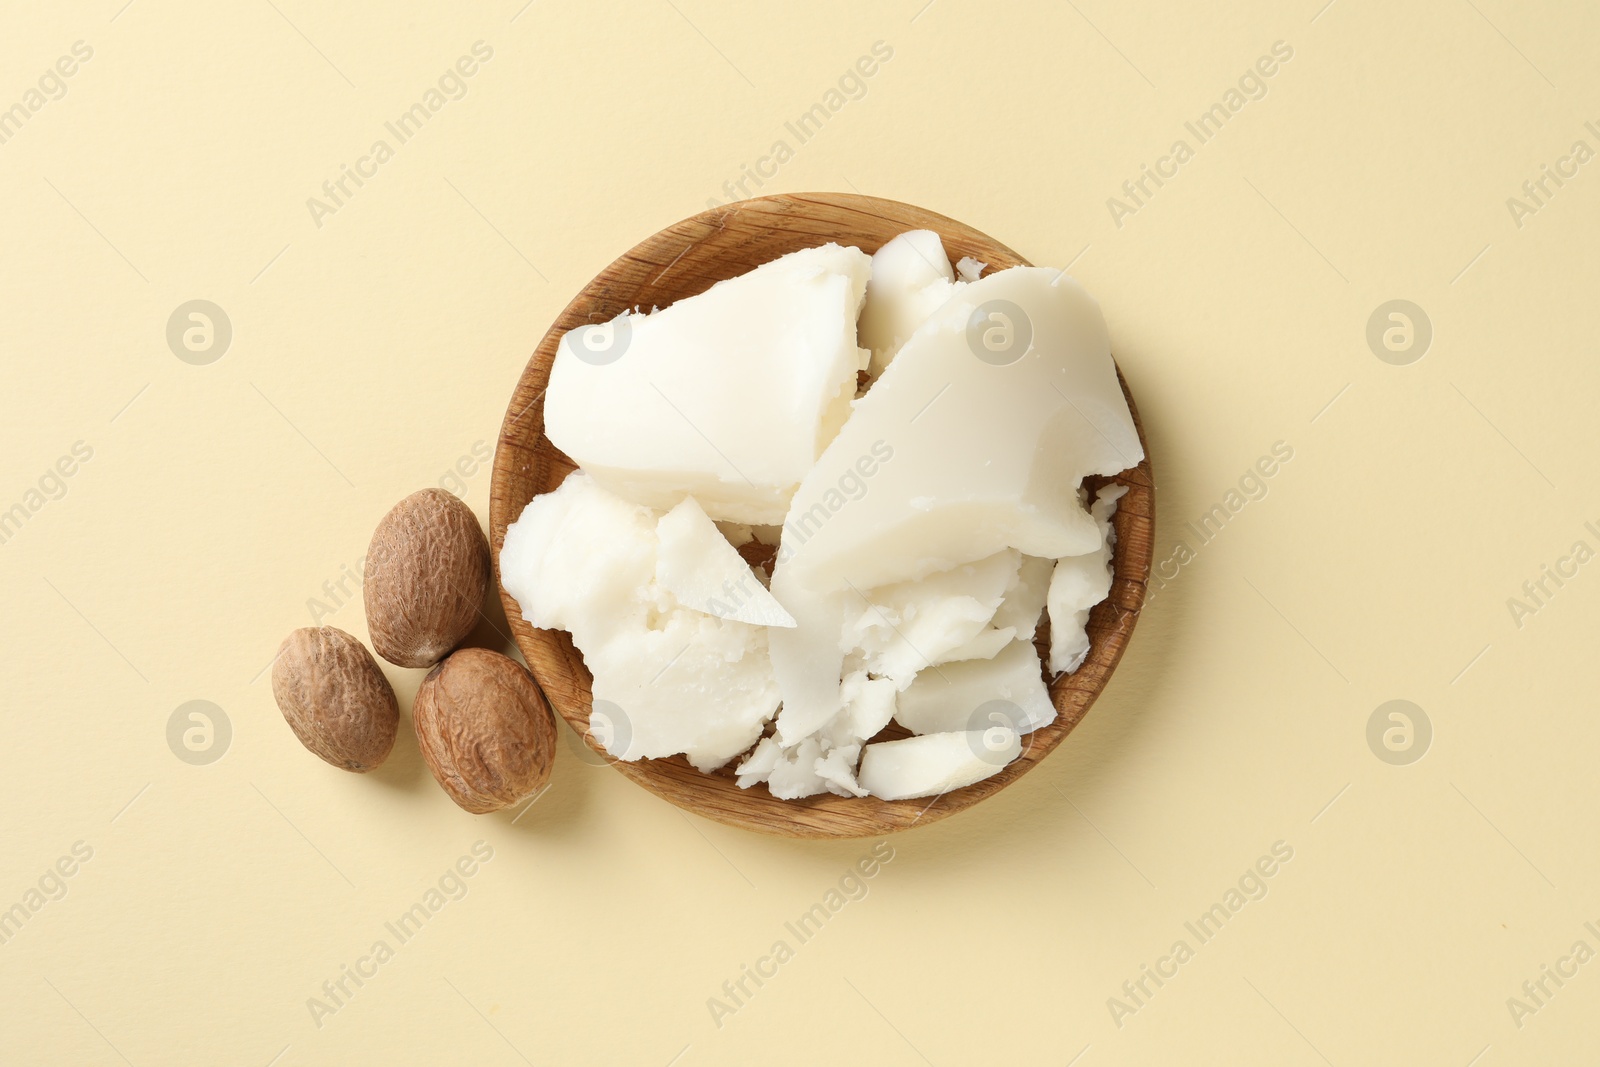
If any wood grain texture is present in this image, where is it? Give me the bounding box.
[489,192,1154,838]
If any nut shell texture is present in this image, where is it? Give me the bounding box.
[271,627,399,772]
[365,488,491,668]
[414,648,556,813]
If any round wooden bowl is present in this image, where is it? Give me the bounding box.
[489,192,1153,838]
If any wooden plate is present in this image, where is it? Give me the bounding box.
[489,192,1153,838]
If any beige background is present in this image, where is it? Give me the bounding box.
[3,0,1597,1063]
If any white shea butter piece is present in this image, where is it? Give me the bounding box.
[840,549,1020,686]
[770,267,1143,738]
[858,729,1020,800]
[823,668,898,745]
[735,736,781,788]
[895,639,1056,736]
[500,473,779,772]
[763,737,829,800]
[933,626,1016,665]
[935,553,1052,662]
[859,229,962,377]
[498,472,657,646]
[585,610,779,772]
[1047,483,1128,674]
[544,243,872,524]
[955,256,986,283]
[815,747,868,797]
[656,496,794,627]
[992,555,1054,640]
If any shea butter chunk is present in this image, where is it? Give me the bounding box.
[498,472,657,649]
[1047,483,1127,674]
[895,639,1056,737]
[544,243,872,524]
[991,555,1054,640]
[858,729,1019,800]
[657,496,794,627]
[859,229,962,377]
[937,554,1053,662]
[584,608,779,772]
[839,549,1020,687]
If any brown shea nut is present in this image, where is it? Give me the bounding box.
[364,488,490,668]
[414,648,556,814]
[271,627,398,772]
